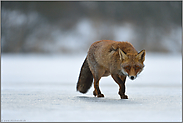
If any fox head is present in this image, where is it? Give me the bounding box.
[119,49,145,80]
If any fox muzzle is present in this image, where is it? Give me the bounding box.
[129,75,136,80]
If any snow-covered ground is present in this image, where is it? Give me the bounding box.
[1,53,182,122]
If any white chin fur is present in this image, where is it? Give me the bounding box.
[121,69,128,76]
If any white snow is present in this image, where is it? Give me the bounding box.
[1,53,182,122]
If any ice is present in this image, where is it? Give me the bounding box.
[1,53,182,122]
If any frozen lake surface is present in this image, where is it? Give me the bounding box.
[1,53,182,122]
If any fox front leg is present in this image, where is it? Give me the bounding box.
[118,75,128,99]
[111,74,128,99]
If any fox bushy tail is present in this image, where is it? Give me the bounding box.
[76,57,93,93]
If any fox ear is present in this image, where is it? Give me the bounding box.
[136,50,146,62]
[119,49,128,60]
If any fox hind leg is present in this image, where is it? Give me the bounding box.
[93,76,104,97]
[87,54,105,98]
[91,68,105,98]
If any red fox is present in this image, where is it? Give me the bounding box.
[76,40,145,99]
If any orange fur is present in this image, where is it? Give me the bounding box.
[77,40,145,99]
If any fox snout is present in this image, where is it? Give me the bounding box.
[121,66,141,80]
[121,68,137,80]
[129,75,136,80]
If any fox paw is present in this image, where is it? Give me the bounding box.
[120,95,128,99]
[97,94,104,98]
[93,90,97,96]
[93,91,104,97]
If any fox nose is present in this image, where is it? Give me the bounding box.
[130,76,135,80]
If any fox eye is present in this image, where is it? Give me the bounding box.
[134,65,140,70]
[124,66,131,70]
